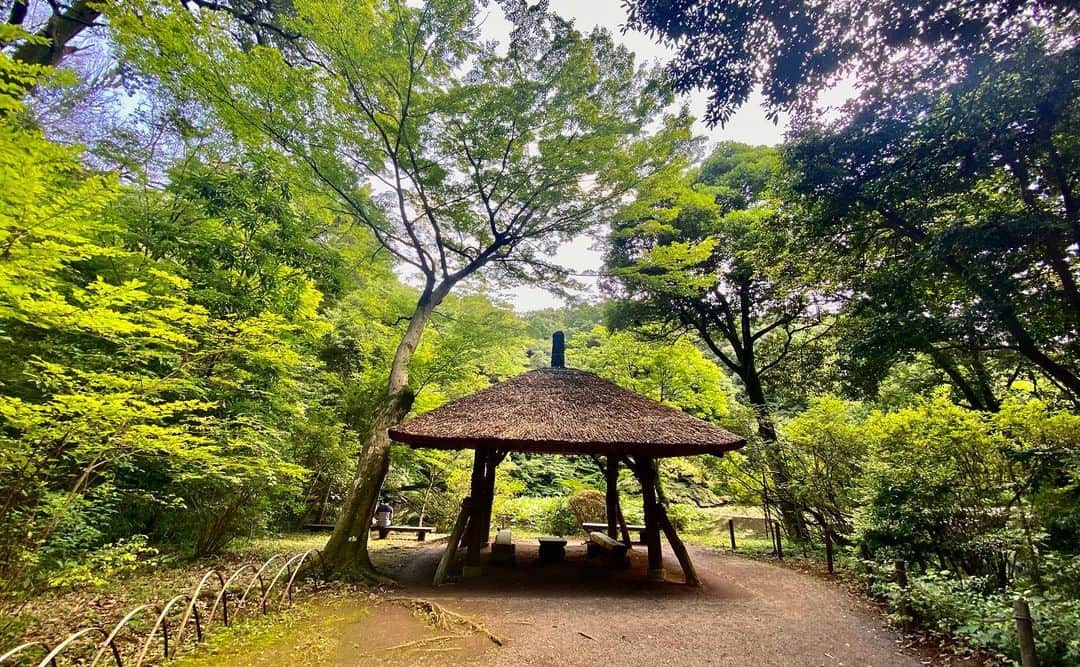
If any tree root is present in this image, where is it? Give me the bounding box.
[386,597,505,646]
[320,563,397,588]
[379,634,458,652]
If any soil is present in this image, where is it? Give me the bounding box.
[371,540,929,666]
[82,536,980,666]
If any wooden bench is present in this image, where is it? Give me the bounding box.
[376,525,434,541]
[586,531,629,568]
[303,522,435,541]
[582,522,647,544]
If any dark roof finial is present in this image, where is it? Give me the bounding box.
[551,331,565,368]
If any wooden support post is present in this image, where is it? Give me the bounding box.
[477,450,500,547]
[465,449,490,570]
[1013,597,1038,667]
[657,504,700,586]
[605,455,619,539]
[824,525,834,574]
[636,456,664,581]
[774,521,784,560]
[895,559,911,632]
[433,498,472,586]
[728,518,736,551]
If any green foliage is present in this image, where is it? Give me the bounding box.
[783,35,1080,403]
[496,496,580,536]
[854,559,1080,666]
[569,325,737,423]
[46,536,161,590]
[780,396,868,535]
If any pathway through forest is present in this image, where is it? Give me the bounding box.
[375,542,923,666]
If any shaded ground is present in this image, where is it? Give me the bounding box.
[174,593,493,666]
[372,540,923,666]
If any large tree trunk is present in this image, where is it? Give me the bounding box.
[321,285,444,580]
[743,370,809,541]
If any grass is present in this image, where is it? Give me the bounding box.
[1,532,362,664]
[171,590,374,667]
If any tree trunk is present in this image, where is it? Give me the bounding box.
[636,457,664,580]
[321,286,443,580]
[465,448,490,567]
[10,0,100,69]
[743,372,808,541]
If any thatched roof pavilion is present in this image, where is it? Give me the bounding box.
[389,332,746,586]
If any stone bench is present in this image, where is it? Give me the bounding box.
[537,537,567,563]
[587,531,630,568]
[491,528,516,565]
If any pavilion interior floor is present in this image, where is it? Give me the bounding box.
[386,538,703,596]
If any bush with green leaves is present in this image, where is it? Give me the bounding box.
[496,496,580,536]
[852,560,1080,666]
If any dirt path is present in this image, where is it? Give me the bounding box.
[380,542,920,667]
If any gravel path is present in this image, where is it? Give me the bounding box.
[381,542,921,667]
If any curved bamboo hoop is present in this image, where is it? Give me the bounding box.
[91,603,158,667]
[237,554,286,615]
[132,593,193,667]
[169,569,223,657]
[260,552,309,611]
[4,549,328,667]
[36,627,119,667]
[279,549,324,605]
[208,563,260,628]
[0,641,49,666]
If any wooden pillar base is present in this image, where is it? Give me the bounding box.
[462,565,483,579]
[647,568,666,581]
[657,503,700,586]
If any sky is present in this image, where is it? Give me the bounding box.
[483,0,790,312]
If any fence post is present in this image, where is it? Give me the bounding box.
[774,521,783,560]
[728,519,736,551]
[1013,597,1038,667]
[894,559,910,633]
[824,526,834,574]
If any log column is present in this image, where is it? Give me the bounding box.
[477,450,502,546]
[636,455,665,581]
[464,447,490,574]
[605,455,619,539]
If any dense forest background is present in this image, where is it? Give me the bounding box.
[1,0,1077,663]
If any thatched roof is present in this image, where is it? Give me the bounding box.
[389,368,745,457]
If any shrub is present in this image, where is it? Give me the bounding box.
[567,489,606,525]
[46,536,161,590]
[852,559,1080,666]
[667,503,710,532]
[495,496,580,536]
